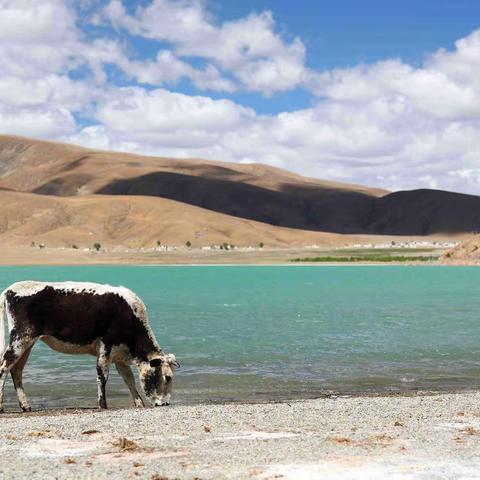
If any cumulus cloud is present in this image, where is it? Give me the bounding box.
[101,0,309,94]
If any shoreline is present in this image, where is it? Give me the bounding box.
[2,390,480,479]
[2,387,478,417]
[0,244,455,266]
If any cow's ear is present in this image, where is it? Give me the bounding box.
[150,358,163,367]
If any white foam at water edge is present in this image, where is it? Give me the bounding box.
[260,459,480,480]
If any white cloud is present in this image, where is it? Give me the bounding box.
[101,0,309,94]
[123,51,236,92]
[0,104,76,137]
[310,28,480,122]
[92,87,254,148]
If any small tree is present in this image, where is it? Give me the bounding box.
[259,242,264,248]
[186,240,192,248]
[30,241,36,247]
[71,244,79,249]
[93,242,102,252]
[156,240,161,247]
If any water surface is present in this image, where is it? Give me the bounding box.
[0,265,479,408]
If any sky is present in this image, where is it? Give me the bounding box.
[1,1,480,194]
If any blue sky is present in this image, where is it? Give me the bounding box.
[212,0,480,65]
[1,0,480,193]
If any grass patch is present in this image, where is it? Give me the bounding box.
[291,255,439,263]
[335,248,437,256]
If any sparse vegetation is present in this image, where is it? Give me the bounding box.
[93,242,102,252]
[291,255,438,263]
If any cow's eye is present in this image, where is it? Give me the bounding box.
[149,358,163,367]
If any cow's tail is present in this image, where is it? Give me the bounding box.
[0,289,6,356]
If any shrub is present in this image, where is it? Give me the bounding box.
[259,242,264,248]
[93,242,102,252]
[71,244,79,249]
[186,240,192,248]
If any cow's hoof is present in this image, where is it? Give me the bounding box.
[21,406,32,412]
[134,400,145,408]
[161,402,170,407]
[0,408,4,414]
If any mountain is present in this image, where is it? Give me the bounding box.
[0,135,478,248]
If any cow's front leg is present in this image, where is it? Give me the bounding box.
[159,377,173,406]
[115,363,145,408]
[96,344,111,409]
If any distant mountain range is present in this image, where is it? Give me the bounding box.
[0,135,478,248]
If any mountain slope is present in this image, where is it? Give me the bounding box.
[0,135,479,246]
[0,189,347,248]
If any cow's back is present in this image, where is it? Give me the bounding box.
[4,281,151,351]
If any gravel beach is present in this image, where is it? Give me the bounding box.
[1,392,480,479]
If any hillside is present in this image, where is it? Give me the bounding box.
[442,235,480,263]
[0,189,348,248]
[0,135,479,249]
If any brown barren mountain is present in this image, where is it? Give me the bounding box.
[0,135,479,249]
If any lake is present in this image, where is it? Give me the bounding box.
[1,265,479,409]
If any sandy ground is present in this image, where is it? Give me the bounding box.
[1,392,480,479]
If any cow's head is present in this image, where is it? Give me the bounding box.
[138,353,180,406]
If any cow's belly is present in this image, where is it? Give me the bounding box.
[40,335,99,355]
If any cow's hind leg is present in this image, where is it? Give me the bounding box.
[0,334,35,412]
[96,344,111,409]
[11,344,34,412]
[115,363,145,408]
[0,374,7,413]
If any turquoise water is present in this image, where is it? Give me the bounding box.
[1,265,480,409]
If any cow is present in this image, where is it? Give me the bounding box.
[0,281,180,412]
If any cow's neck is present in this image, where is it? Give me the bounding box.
[132,331,162,362]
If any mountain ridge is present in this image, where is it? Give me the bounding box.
[0,135,478,247]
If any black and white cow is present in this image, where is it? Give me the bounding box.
[0,281,180,412]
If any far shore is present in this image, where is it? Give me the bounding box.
[0,242,468,266]
[2,390,480,479]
